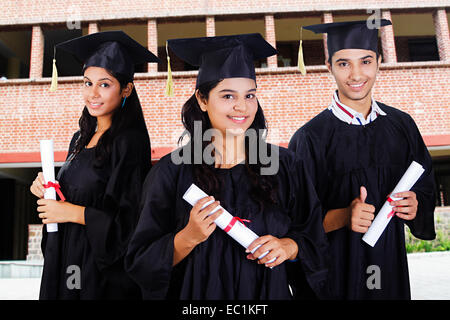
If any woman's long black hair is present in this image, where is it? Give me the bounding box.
[73,68,150,167]
[180,80,279,211]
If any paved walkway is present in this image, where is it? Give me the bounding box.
[408,251,450,300]
[0,252,449,300]
[0,278,41,300]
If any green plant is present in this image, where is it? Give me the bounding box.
[405,228,450,253]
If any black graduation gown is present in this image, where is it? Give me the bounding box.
[288,102,436,300]
[39,129,151,299]
[125,146,329,300]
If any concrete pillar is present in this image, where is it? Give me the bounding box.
[265,14,277,68]
[88,22,99,34]
[29,26,44,79]
[322,12,333,63]
[433,9,450,62]
[380,10,397,63]
[147,19,158,73]
[206,16,215,37]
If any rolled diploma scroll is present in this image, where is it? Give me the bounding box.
[183,183,276,263]
[362,161,425,247]
[40,139,58,233]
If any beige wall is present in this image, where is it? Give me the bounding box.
[276,17,323,41]
[157,21,205,46]
[100,23,147,46]
[392,13,436,36]
[0,30,31,66]
[215,18,265,37]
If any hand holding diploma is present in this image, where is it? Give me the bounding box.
[362,161,425,247]
[388,191,418,221]
[30,172,48,199]
[245,235,299,268]
[183,184,278,266]
[34,140,86,229]
[39,140,59,232]
[181,196,224,246]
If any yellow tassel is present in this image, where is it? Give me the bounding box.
[297,28,306,75]
[49,58,58,92]
[165,42,174,97]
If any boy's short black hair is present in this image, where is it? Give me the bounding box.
[328,51,381,65]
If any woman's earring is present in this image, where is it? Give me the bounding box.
[121,96,127,108]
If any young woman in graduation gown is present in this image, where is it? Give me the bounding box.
[29,31,159,299]
[125,34,329,300]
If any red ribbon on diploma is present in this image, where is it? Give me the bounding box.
[224,216,251,233]
[44,181,66,202]
[387,197,395,218]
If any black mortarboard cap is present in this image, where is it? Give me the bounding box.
[167,33,277,89]
[50,31,159,91]
[303,19,392,60]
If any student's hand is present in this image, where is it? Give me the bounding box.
[348,186,375,233]
[37,199,85,225]
[246,236,298,268]
[30,172,47,198]
[182,196,223,247]
[389,191,417,221]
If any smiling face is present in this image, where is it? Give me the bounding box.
[196,77,258,136]
[327,49,381,108]
[82,66,132,121]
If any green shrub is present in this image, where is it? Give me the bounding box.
[405,228,450,253]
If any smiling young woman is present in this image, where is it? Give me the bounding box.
[29,31,158,300]
[83,67,131,123]
[125,34,329,300]
[195,77,258,167]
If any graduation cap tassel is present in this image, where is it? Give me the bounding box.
[297,27,306,76]
[49,47,58,92]
[165,42,174,97]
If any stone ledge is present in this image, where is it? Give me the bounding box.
[407,251,450,259]
[1,61,449,86]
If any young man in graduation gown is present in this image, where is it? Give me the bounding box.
[288,20,436,299]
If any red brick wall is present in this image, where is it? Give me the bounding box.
[1,2,449,163]
[1,63,449,162]
[27,224,43,261]
[1,1,448,26]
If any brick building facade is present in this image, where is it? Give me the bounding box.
[0,0,449,260]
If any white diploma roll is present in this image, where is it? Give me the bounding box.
[183,183,276,264]
[40,139,58,233]
[362,161,425,247]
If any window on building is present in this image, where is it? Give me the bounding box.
[100,23,148,73]
[0,167,44,260]
[215,15,267,68]
[157,18,206,72]
[432,156,450,207]
[0,29,31,79]
[392,12,439,62]
[408,38,439,61]
[42,26,88,78]
[275,15,324,67]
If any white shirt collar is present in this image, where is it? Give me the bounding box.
[328,91,386,125]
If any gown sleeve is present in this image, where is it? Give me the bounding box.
[288,127,328,213]
[83,130,151,270]
[283,155,330,299]
[125,156,178,299]
[402,114,436,240]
